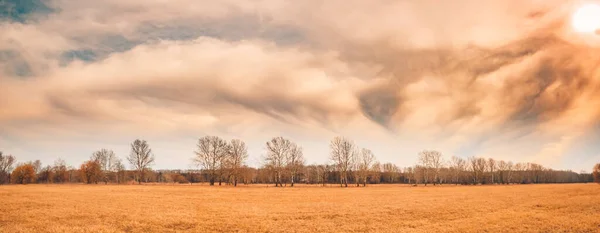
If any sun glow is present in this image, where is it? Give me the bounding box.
[572,4,600,33]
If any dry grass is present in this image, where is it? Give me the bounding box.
[0,183,599,233]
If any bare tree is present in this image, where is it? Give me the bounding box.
[514,162,526,184]
[450,156,466,185]
[506,161,514,184]
[417,150,443,185]
[92,149,118,184]
[114,159,126,184]
[330,136,357,187]
[469,157,487,184]
[358,148,376,186]
[287,144,304,187]
[265,137,294,187]
[128,139,155,184]
[488,158,496,184]
[405,167,415,185]
[497,160,507,184]
[194,136,228,186]
[32,160,42,176]
[414,165,425,185]
[0,152,16,184]
[225,139,248,187]
[38,165,54,183]
[52,158,69,183]
[316,164,330,186]
[417,153,430,186]
[430,151,443,185]
[371,162,382,184]
[382,163,399,183]
[528,163,544,184]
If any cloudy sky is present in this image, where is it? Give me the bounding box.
[1,0,600,171]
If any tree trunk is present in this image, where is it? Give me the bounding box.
[344,172,348,187]
[279,172,283,187]
[138,170,143,184]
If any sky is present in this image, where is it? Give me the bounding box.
[1,0,600,171]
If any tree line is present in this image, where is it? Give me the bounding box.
[1,136,598,186]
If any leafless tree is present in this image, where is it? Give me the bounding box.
[357,148,376,186]
[450,156,466,185]
[370,162,382,184]
[469,157,487,184]
[239,165,256,185]
[417,150,443,185]
[330,136,358,187]
[194,136,228,186]
[32,160,42,175]
[114,159,126,184]
[488,158,496,184]
[417,154,428,186]
[0,152,16,184]
[225,139,248,187]
[352,162,361,187]
[265,137,294,187]
[38,165,54,183]
[514,162,526,183]
[414,165,425,185]
[497,160,508,184]
[382,163,399,183]
[528,163,544,184]
[430,151,443,185]
[316,164,330,186]
[403,167,414,184]
[92,149,118,184]
[287,144,304,187]
[52,158,69,183]
[506,161,514,184]
[128,139,155,184]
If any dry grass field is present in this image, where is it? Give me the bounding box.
[1,184,599,233]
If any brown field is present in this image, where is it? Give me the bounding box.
[0,183,599,233]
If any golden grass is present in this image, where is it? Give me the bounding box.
[1,183,599,232]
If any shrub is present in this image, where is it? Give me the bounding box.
[80,160,102,184]
[11,164,36,184]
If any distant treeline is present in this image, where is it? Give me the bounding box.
[1,136,599,186]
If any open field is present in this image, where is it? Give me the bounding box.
[1,184,599,233]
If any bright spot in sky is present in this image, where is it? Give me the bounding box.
[572,4,600,33]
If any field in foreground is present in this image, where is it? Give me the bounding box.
[1,184,599,233]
